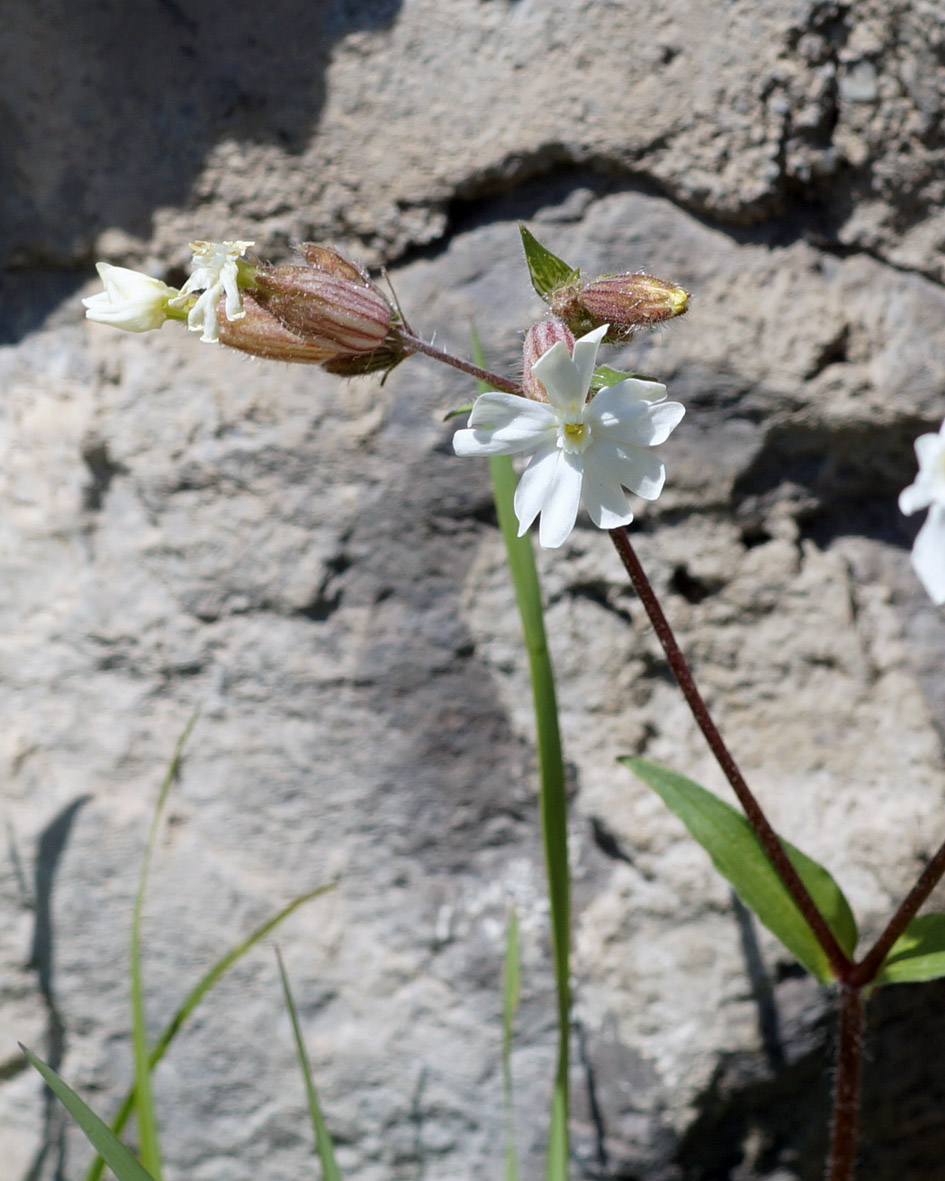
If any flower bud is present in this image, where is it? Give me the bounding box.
[216,292,341,364]
[522,319,575,401]
[561,272,689,341]
[253,246,393,355]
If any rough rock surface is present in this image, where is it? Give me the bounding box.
[3,2,945,1180]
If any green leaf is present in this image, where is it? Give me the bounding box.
[84,884,334,1181]
[590,365,662,391]
[502,911,521,1181]
[875,914,945,985]
[443,401,474,422]
[22,1046,157,1181]
[518,224,580,302]
[277,949,343,1181]
[131,711,200,1180]
[620,758,857,983]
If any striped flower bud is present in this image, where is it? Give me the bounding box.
[216,292,341,364]
[522,319,575,401]
[556,272,689,342]
[253,246,393,355]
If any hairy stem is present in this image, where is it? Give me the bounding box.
[608,527,852,979]
[825,985,865,1181]
[399,331,523,395]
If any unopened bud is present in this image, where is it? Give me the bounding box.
[217,292,340,364]
[572,272,689,339]
[522,320,575,401]
[253,247,393,355]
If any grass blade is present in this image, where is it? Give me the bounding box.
[502,910,521,1181]
[22,1046,156,1181]
[84,883,334,1181]
[131,711,200,1180]
[276,948,343,1181]
[470,328,571,1178]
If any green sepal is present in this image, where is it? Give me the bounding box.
[875,914,945,985]
[22,1047,157,1181]
[590,366,662,392]
[518,225,580,302]
[620,758,858,982]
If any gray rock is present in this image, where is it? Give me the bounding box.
[4,3,945,1180]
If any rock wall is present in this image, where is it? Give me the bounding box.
[3,2,945,1179]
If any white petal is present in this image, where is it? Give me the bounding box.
[900,480,931,516]
[591,378,668,418]
[537,451,584,548]
[592,396,685,447]
[581,458,634,529]
[569,325,608,398]
[590,440,666,500]
[454,394,558,456]
[911,503,945,604]
[513,444,583,547]
[530,341,584,411]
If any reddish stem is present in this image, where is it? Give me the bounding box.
[399,331,523,395]
[825,985,865,1181]
[608,527,853,979]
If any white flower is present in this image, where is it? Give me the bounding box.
[82,263,178,332]
[453,325,685,548]
[169,240,254,344]
[899,417,945,604]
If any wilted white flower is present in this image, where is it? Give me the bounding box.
[453,325,685,548]
[170,240,254,344]
[899,418,945,604]
[82,263,178,332]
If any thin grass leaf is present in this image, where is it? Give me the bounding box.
[130,710,200,1180]
[84,883,335,1181]
[276,949,343,1181]
[22,1046,156,1181]
[502,910,521,1181]
[621,758,857,983]
[471,328,571,1179]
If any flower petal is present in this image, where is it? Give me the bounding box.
[569,325,609,398]
[911,502,945,604]
[454,393,558,456]
[513,444,583,547]
[581,457,634,529]
[589,440,666,500]
[590,393,685,447]
[530,341,584,411]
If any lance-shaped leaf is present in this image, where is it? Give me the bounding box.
[874,914,945,985]
[22,1047,157,1181]
[518,225,580,302]
[621,758,857,983]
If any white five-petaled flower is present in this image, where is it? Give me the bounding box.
[170,240,254,344]
[899,417,945,604]
[82,263,178,332]
[453,325,685,548]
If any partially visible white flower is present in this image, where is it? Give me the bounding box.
[82,263,178,332]
[170,240,254,344]
[899,417,945,604]
[453,325,685,548]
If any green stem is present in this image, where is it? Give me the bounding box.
[490,454,571,1180]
